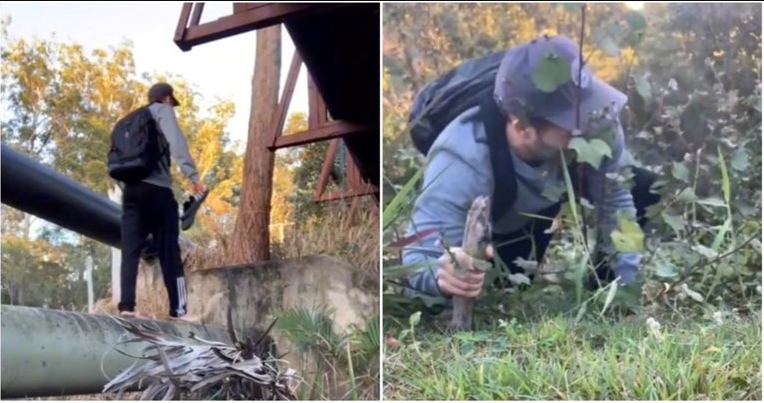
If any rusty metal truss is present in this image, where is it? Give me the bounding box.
[173,3,379,203]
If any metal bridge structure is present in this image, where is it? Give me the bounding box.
[0,3,379,398]
[174,2,380,203]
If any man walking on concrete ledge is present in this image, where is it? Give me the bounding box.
[107,82,208,323]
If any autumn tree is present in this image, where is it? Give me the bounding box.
[1,17,241,307]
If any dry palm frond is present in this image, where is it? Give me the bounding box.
[102,313,300,400]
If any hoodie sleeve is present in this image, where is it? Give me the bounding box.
[401,148,492,296]
[585,122,641,284]
[153,104,200,184]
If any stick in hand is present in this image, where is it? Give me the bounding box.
[447,196,492,332]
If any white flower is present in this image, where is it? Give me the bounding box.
[646,316,663,341]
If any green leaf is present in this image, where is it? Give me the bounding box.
[531,52,571,93]
[383,164,424,230]
[693,244,718,260]
[661,212,685,235]
[408,311,422,328]
[508,273,532,286]
[541,182,566,201]
[569,137,611,169]
[656,264,678,278]
[589,138,613,159]
[624,10,648,33]
[671,161,690,182]
[697,197,727,208]
[594,126,618,149]
[710,217,731,251]
[579,197,595,210]
[635,73,652,103]
[731,148,750,171]
[717,145,731,204]
[677,187,697,203]
[601,281,619,315]
[574,301,588,323]
[609,212,645,253]
[592,26,622,57]
[680,284,704,303]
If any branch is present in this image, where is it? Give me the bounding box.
[657,232,760,298]
[575,4,586,131]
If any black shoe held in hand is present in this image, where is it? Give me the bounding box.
[181,189,209,231]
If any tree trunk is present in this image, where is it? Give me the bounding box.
[230,26,281,264]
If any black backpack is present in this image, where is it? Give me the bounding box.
[408,50,507,156]
[407,50,581,223]
[107,105,169,183]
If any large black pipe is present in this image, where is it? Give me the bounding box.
[1,143,122,248]
[1,304,233,399]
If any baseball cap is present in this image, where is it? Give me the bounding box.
[148,82,180,107]
[494,35,627,134]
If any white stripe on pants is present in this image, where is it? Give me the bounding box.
[176,276,187,317]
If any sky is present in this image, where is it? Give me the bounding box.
[1,1,310,146]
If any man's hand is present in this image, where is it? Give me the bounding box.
[435,245,494,298]
[191,181,207,195]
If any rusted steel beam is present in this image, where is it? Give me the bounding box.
[190,3,205,26]
[269,50,303,148]
[346,149,363,189]
[317,185,379,203]
[173,3,194,43]
[268,120,368,150]
[313,139,376,202]
[307,70,336,202]
[174,3,346,51]
[307,74,328,128]
[233,3,270,14]
[314,139,341,200]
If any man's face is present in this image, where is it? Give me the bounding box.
[161,94,178,107]
[509,117,573,164]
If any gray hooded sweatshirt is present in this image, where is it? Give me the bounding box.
[142,102,200,189]
[401,106,641,297]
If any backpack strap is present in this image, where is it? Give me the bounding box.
[477,97,517,224]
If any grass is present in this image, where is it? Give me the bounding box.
[183,198,380,293]
[276,198,380,293]
[383,303,762,400]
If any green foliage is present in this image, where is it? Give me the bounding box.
[384,313,762,400]
[383,1,761,306]
[610,210,645,253]
[382,4,761,399]
[568,137,612,168]
[532,52,572,93]
[276,307,379,400]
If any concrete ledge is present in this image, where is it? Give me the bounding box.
[138,254,378,365]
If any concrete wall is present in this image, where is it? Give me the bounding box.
[136,254,378,370]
